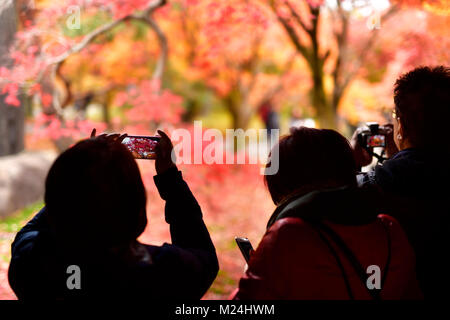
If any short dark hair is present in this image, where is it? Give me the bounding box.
[264,127,357,204]
[44,138,147,249]
[394,66,450,148]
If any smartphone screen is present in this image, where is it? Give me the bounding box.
[235,237,254,263]
[366,134,386,148]
[122,136,160,160]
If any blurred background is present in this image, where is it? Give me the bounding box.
[0,0,449,299]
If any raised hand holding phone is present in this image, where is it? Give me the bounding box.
[155,130,177,175]
[90,128,128,143]
[90,128,176,174]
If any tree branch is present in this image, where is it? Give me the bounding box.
[241,35,263,98]
[35,0,168,119]
[269,0,310,60]
[258,52,297,106]
[44,0,167,80]
[332,4,400,109]
[137,15,168,81]
[283,0,312,35]
[331,0,349,108]
[356,4,399,69]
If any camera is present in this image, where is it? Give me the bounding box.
[357,122,388,149]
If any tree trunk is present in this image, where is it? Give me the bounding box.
[310,69,336,129]
[0,0,24,157]
[231,106,253,131]
[224,87,253,130]
[229,104,253,152]
[309,6,337,130]
[315,100,336,129]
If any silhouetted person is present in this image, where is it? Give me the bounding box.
[352,66,450,299]
[234,127,421,300]
[8,130,218,300]
[259,100,279,136]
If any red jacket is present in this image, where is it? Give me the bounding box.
[234,214,422,300]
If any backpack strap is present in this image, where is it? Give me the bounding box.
[379,219,392,289]
[307,219,392,300]
[311,225,355,299]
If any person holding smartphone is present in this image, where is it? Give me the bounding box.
[8,130,219,300]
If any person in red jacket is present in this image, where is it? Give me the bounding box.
[234,127,422,300]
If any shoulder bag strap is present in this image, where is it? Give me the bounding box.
[308,220,391,300]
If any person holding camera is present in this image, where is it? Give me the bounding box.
[233,127,421,300]
[8,130,219,300]
[352,66,450,299]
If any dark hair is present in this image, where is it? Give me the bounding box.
[264,127,357,204]
[44,138,147,249]
[394,66,450,148]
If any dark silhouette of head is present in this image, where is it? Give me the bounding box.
[44,138,147,250]
[393,65,450,149]
[265,127,357,205]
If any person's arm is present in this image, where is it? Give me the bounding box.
[153,168,218,298]
[9,207,49,299]
[10,207,48,257]
[152,130,219,299]
[154,167,215,250]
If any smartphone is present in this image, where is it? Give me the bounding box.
[122,136,160,160]
[235,237,254,262]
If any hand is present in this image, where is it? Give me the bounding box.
[90,128,128,144]
[350,128,373,169]
[381,123,399,158]
[155,130,177,175]
[243,250,254,272]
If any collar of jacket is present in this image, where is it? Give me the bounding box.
[266,186,380,230]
